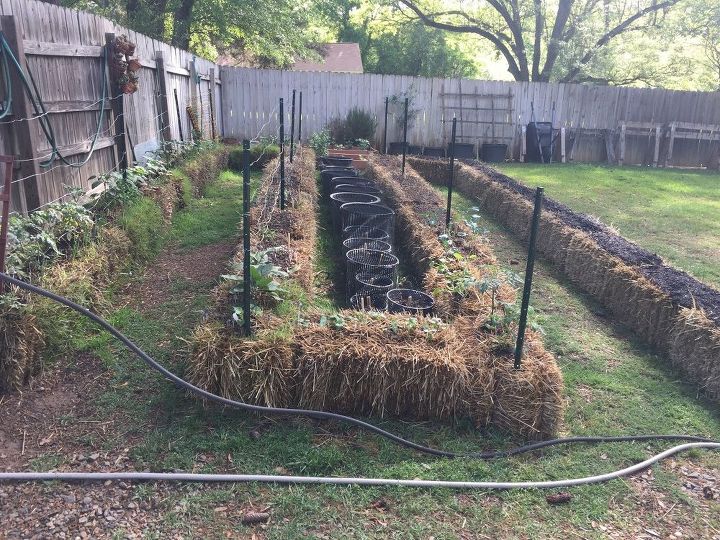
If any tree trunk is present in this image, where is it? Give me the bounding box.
[172,0,195,50]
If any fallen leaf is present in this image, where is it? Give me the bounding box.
[242,511,271,525]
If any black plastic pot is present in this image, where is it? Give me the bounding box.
[346,249,399,297]
[320,170,358,194]
[330,193,381,232]
[328,176,373,195]
[481,143,507,163]
[423,146,445,158]
[386,288,434,316]
[388,142,407,155]
[354,273,395,310]
[342,225,390,242]
[340,203,395,240]
[449,142,475,159]
[321,156,353,167]
[408,145,423,155]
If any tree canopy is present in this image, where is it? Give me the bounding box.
[49,0,720,90]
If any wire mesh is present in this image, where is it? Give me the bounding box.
[330,192,381,232]
[342,225,390,242]
[386,288,435,316]
[341,203,395,242]
[342,238,392,256]
[333,183,383,196]
[345,248,399,298]
[353,272,395,310]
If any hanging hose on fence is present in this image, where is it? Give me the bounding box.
[0,39,12,120]
[0,31,109,168]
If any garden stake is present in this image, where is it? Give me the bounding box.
[445,117,457,228]
[514,187,544,369]
[174,89,184,142]
[290,90,296,163]
[383,96,389,154]
[401,97,408,176]
[0,155,13,294]
[298,91,303,141]
[279,98,286,210]
[242,140,252,336]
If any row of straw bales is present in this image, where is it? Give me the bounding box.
[408,156,720,401]
[189,151,563,439]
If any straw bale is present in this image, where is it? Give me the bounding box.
[295,311,472,420]
[0,297,45,392]
[668,309,720,398]
[184,146,230,195]
[491,336,564,440]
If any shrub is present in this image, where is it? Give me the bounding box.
[309,130,332,156]
[117,197,165,261]
[344,108,377,143]
[328,108,377,146]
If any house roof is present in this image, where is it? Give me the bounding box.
[291,43,364,73]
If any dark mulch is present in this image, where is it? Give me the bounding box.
[463,159,720,325]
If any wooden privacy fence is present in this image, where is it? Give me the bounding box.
[0,0,222,213]
[221,67,720,169]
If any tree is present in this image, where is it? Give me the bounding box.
[394,0,683,82]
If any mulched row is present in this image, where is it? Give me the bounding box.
[463,159,720,325]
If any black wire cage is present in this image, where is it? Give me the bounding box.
[330,192,381,232]
[345,248,399,298]
[341,203,396,243]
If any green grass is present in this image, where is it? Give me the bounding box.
[54,167,720,537]
[118,197,165,260]
[170,170,261,249]
[496,163,720,289]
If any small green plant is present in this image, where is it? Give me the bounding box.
[223,247,290,319]
[309,130,332,156]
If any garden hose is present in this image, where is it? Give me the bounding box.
[1,442,719,489]
[0,38,12,120]
[0,32,108,168]
[0,272,717,462]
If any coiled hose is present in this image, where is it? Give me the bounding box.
[0,272,718,489]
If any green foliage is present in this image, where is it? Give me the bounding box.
[117,198,165,261]
[222,247,290,319]
[228,142,280,173]
[328,108,377,145]
[5,201,95,278]
[309,130,332,157]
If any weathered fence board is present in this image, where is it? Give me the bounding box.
[0,0,222,213]
[221,67,720,167]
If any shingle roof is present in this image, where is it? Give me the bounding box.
[291,43,364,73]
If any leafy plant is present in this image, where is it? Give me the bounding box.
[309,130,332,156]
[389,88,421,132]
[223,247,290,316]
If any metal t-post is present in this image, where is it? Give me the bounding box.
[383,96,389,154]
[445,117,457,228]
[514,187,544,369]
[290,90,296,163]
[242,140,252,336]
[279,98,286,210]
[401,97,409,176]
[298,91,303,142]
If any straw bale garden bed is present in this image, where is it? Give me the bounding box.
[189,151,564,439]
[409,157,720,402]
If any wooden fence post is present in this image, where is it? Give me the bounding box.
[560,127,566,163]
[665,122,676,167]
[155,51,172,143]
[653,126,661,168]
[1,16,41,211]
[617,123,626,166]
[105,33,129,172]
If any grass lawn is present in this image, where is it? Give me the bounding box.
[496,163,720,290]
[9,167,719,538]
